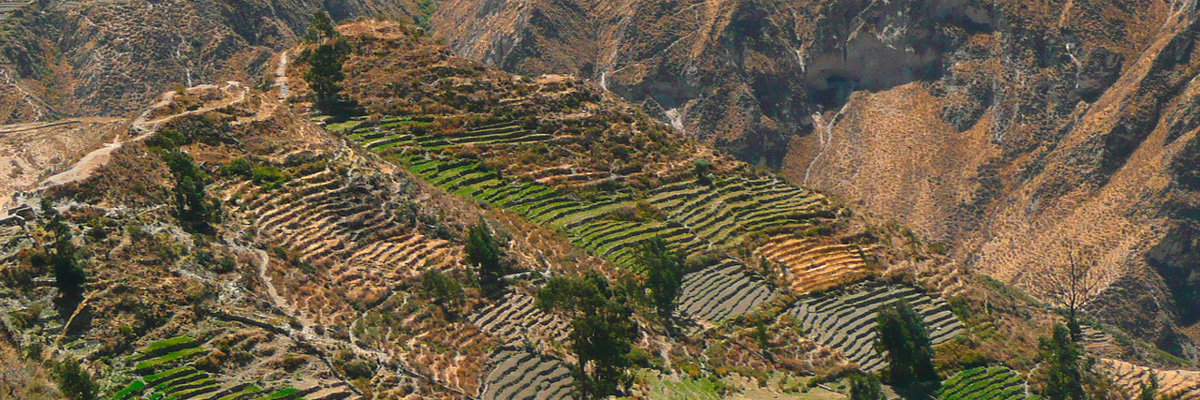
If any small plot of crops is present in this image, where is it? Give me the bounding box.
[1100,358,1200,399]
[467,291,571,347]
[478,349,574,400]
[565,219,708,272]
[347,118,550,151]
[646,178,830,246]
[755,236,875,294]
[113,336,304,400]
[635,370,724,400]
[937,366,1029,400]
[788,282,964,372]
[391,153,709,272]
[677,259,776,322]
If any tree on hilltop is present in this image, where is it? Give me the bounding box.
[301,11,352,117]
[304,11,337,42]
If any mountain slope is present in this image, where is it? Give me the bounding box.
[2,17,1197,400]
[0,0,426,124]
[429,0,1200,355]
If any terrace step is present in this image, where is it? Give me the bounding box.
[677,260,775,322]
[479,349,573,400]
[789,281,964,372]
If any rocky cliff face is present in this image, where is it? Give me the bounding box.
[0,0,418,124]
[431,0,1200,355]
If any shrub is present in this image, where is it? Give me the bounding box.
[627,348,660,369]
[847,372,884,400]
[221,157,253,178]
[342,359,374,380]
[54,359,97,400]
[693,158,713,186]
[251,165,288,188]
[466,220,505,295]
[420,269,464,318]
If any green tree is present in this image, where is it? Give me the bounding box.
[304,11,337,42]
[54,358,97,400]
[1139,373,1159,400]
[164,150,221,234]
[537,272,638,399]
[874,299,937,384]
[847,372,885,400]
[420,269,464,319]
[466,220,505,295]
[303,37,351,117]
[637,237,685,331]
[1037,324,1089,400]
[693,158,713,186]
[41,199,86,312]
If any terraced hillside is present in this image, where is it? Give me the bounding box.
[467,291,570,349]
[754,236,875,294]
[7,17,1184,400]
[375,152,709,272]
[347,118,551,151]
[677,260,776,323]
[788,282,965,371]
[112,334,327,400]
[221,159,462,322]
[477,349,573,400]
[0,1,27,17]
[937,366,1030,400]
[1101,359,1200,399]
[645,178,828,247]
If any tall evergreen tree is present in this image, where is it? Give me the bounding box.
[305,11,337,41]
[304,38,350,117]
[874,299,938,384]
[537,272,637,399]
[637,237,685,330]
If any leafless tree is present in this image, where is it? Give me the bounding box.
[1043,245,1102,342]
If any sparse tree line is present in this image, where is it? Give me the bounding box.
[426,221,1167,400]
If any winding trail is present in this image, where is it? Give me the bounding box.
[276,50,291,100]
[38,83,251,189]
[238,243,469,398]
[802,100,851,185]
